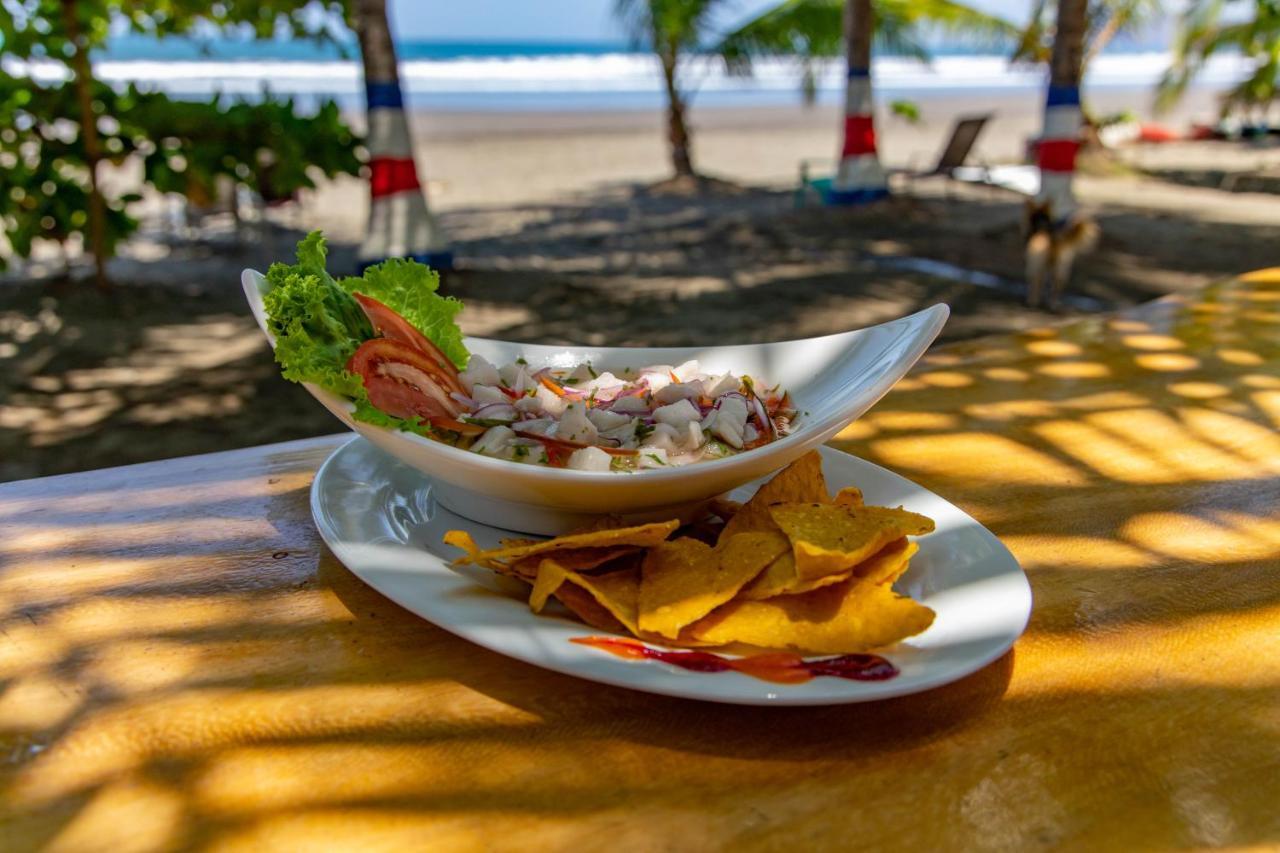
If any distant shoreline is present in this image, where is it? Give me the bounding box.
[15,52,1253,113]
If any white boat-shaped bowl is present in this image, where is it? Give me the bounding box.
[243,268,948,534]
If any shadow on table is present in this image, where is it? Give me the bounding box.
[1,273,1278,848]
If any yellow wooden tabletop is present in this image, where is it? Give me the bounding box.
[2,270,1278,852]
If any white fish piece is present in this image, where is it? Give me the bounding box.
[459,354,500,392]
[700,409,718,431]
[639,447,669,468]
[609,395,650,414]
[654,381,702,406]
[586,371,626,395]
[640,365,675,393]
[535,382,567,416]
[556,402,598,445]
[515,418,556,436]
[652,398,700,429]
[702,373,740,399]
[600,419,640,448]
[567,363,598,384]
[472,425,516,457]
[672,359,701,382]
[711,395,749,449]
[681,421,704,452]
[471,384,507,406]
[588,408,631,431]
[641,422,681,453]
[567,446,612,472]
[743,423,759,445]
[514,395,543,414]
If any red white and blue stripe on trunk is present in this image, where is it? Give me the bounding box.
[360,80,452,271]
[1037,85,1081,220]
[829,66,888,205]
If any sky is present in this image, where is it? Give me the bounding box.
[387,0,1039,41]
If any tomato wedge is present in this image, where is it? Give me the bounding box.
[351,292,465,396]
[348,339,468,431]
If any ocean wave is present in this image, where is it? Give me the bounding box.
[8,52,1254,104]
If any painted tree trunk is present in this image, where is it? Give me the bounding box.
[61,0,108,290]
[660,51,695,177]
[1037,0,1087,218]
[831,0,887,204]
[354,0,451,270]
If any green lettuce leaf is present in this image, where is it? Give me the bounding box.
[337,258,468,370]
[262,231,464,436]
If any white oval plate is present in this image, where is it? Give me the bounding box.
[312,438,1031,706]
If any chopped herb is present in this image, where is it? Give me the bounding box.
[635,422,654,440]
[564,377,580,386]
[586,362,598,379]
[645,453,667,466]
[513,445,529,460]
[516,356,528,365]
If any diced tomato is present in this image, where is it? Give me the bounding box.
[348,339,467,430]
[351,292,465,395]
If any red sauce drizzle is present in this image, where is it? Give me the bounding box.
[572,636,898,684]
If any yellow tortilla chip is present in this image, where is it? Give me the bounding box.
[447,519,679,566]
[530,558,643,634]
[833,486,864,508]
[738,551,850,600]
[638,532,787,638]
[686,574,935,654]
[721,451,830,539]
[769,502,934,581]
[854,538,918,587]
[508,546,640,581]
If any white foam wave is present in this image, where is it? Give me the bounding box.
[7,52,1255,100]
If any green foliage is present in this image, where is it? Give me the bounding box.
[1158,0,1280,115]
[0,74,140,270]
[339,259,467,370]
[1010,0,1164,69]
[0,0,358,275]
[890,99,922,123]
[615,0,721,57]
[717,0,1016,80]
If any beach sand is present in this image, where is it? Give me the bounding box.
[3,89,1278,480]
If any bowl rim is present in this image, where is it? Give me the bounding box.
[244,267,948,484]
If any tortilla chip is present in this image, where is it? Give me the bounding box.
[554,583,629,633]
[638,532,787,638]
[721,452,830,539]
[686,574,936,654]
[738,551,850,600]
[530,558,643,634]
[508,546,640,581]
[833,486,864,508]
[769,503,934,581]
[708,497,742,521]
[447,519,679,566]
[854,538,918,586]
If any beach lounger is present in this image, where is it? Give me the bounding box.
[797,113,1010,206]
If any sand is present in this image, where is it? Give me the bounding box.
[2,88,1279,481]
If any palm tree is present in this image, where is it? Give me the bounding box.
[351,0,451,269]
[1012,0,1165,76]
[615,0,720,177]
[1037,0,1088,216]
[717,0,1015,203]
[1157,0,1280,119]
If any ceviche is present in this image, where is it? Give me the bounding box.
[264,232,797,471]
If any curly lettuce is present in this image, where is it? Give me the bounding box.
[262,231,467,434]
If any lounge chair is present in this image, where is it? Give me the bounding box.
[797,113,1037,205]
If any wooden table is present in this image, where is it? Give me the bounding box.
[3,271,1278,851]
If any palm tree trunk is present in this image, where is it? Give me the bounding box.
[60,0,108,291]
[659,50,695,177]
[353,0,451,269]
[1036,0,1087,216]
[831,0,888,204]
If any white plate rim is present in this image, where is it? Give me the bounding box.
[310,437,1032,706]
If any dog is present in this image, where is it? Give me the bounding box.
[1023,200,1100,309]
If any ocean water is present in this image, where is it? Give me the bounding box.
[8,35,1253,111]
